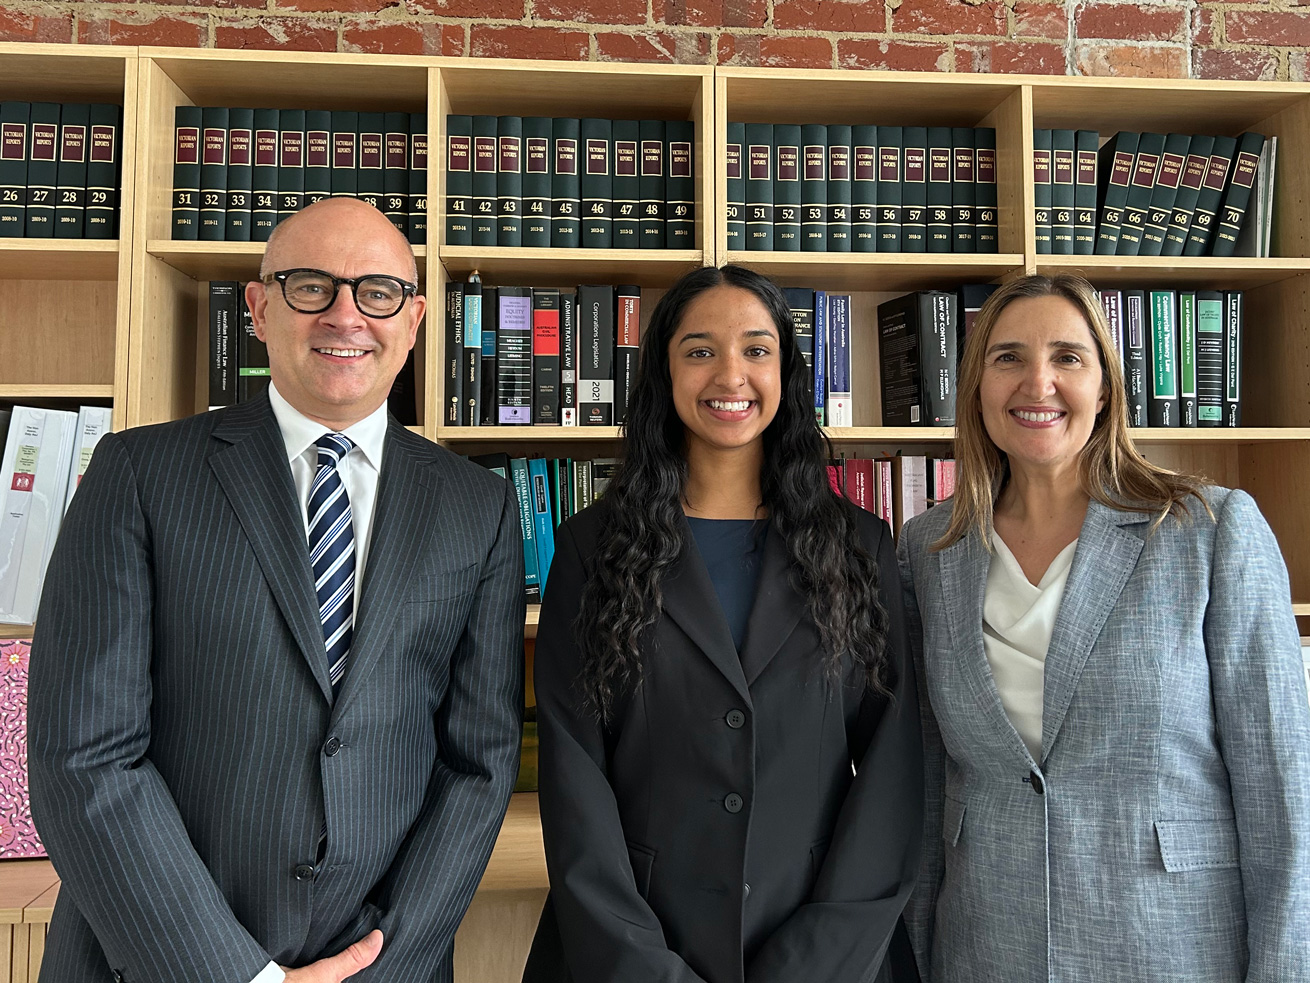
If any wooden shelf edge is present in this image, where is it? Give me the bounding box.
[1293,603,1310,617]
[0,385,115,400]
[439,426,624,441]
[525,606,539,639]
[440,427,1310,445]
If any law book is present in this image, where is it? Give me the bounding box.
[551,459,571,527]
[408,114,427,245]
[551,117,580,248]
[527,457,556,594]
[382,112,409,233]
[330,110,358,199]
[826,124,853,252]
[951,127,975,253]
[1194,289,1224,427]
[65,405,113,512]
[277,109,306,225]
[901,126,927,253]
[725,122,745,250]
[1147,289,1179,427]
[932,459,957,506]
[1232,136,1276,258]
[1177,290,1198,428]
[479,286,499,426]
[801,124,827,252]
[356,111,384,214]
[612,119,640,248]
[784,287,816,408]
[1072,129,1098,255]
[1183,135,1237,257]
[1094,130,1138,254]
[223,108,253,241]
[843,458,876,513]
[876,125,902,252]
[577,284,616,425]
[1223,290,1243,427]
[826,293,853,426]
[926,126,952,254]
[444,114,472,245]
[208,280,239,410]
[532,287,561,426]
[0,101,27,234]
[639,119,665,249]
[444,281,466,427]
[665,120,694,248]
[1139,132,1189,256]
[581,117,613,249]
[1098,287,1124,358]
[237,292,269,403]
[1162,134,1213,256]
[559,288,577,425]
[193,106,228,241]
[874,458,893,526]
[773,123,801,251]
[813,289,826,424]
[507,458,542,604]
[463,279,483,428]
[956,282,1000,354]
[522,116,552,248]
[877,291,957,427]
[490,287,530,425]
[890,455,928,538]
[1117,131,1164,256]
[170,104,202,240]
[1049,129,1075,255]
[744,122,773,251]
[1210,132,1266,258]
[852,125,878,253]
[471,115,498,246]
[303,110,332,210]
[1032,127,1052,254]
[973,127,998,253]
[251,109,279,242]
[615,285,640,425]
[496,115,523,247]
[1122,288,1147,427]
[85,104,121,240]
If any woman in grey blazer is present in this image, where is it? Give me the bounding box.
[899,273,1310,983]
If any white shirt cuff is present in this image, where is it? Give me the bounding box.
[249,961,286,983]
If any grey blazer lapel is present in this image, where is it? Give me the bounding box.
[1040,500,1145,762]
[740,525,804,687]
[209,397,334,703]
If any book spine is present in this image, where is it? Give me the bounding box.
[852,125,878,254]
[408,114,427,245]
[615,285,640,424]
[1099,288,1124,358]
[498,288,534,425]
[251,109,280,242]
[54,102,90,237]
[444,282,465,427]
[773,123,801,252]
[528,458,556,593]
[876,126,902,252]
[208,281,239,410]
[1162,134,1213,257]
[497,115,523,247]
[1032,128,1051,254]
[1183,135,1236,257]
[813,289,826,425]
[1049,129,1074,255]
[224,108,253,241]
[382,111,409,233]
[784,287,815,408]
[901,126,927,253]
[923,291,957,426]
[1210,132,1266,258]
[508,458,541,604]
[1123,289,1147,428]
[171,105,202,240]
[826,294,852,426]
[1147,289,1179,427]
[532,288,561,425]
[278,109,306,224]
[581,117,613,249]
[551,118,580,248]
[974,127,998,253]
[576,284,615,425]
[1139,132,1189,256]
[194,106,227,242]
[1224,291,1242,427]
[638,119,665,249]
[330,110,359,199]
[1177,290,1198,427]
[560,289,577,426]
[725,121,745,251]
[522,117,552,248]
[826,124,852,253]
[471,114,498,246]
[479,287,499,426]
[801,124,827,253]
[303,110,332,210]
[926,126,952,254]
[1117,131,1164,256]
[85,104,121,240]
[1073,129,1098,255]
[238,291,269,402]
[1195,290,1224,426]
[1094,131,1137,255]
[464,281,483,428]
[612,119,640,249]
[665,120,694,248]
[444,115,472,245]
[745,122,773,251]
[356,111,384,213]
[0,101,27,235]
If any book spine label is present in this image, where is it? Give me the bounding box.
[533,289,561,425]
[464,285,483,427]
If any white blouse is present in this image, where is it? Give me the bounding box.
[982,532,1078,761]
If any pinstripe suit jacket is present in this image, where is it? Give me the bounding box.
[898,488,1310,983]
[28,396,525,982]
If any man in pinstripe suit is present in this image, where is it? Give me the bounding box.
[29,197,526,983]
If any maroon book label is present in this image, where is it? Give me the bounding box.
[828,144,850,182]
[1109,150,1134,186]
[385,131,406,170]
[879,146,900,183]
[1032,149,1050,185]
[498,135,521,173]
[280,130,304,169]
[90,125,115,164]
[641,140,662,176]
[174,126,199,166]
[929,146,950,183]
[555,138,577,176]
[1231,150,1259,189]
[1076,149,1096,187]
[1131,153,1159,188]
[615,140,637,178]
[854,145,876,182]
[527,136,549,174]
[306,131,330,169]
[201,128,224,166]
[256,129,278,167]
[1180,153,1207,191]
[953,146,974,182]
[473,135,495,174]
[903,146,925,184]
[804,145,824,181]
[777,144,798,182]
[669,141,691,178]
[359,131,382,170]
[447,134,470,172]
[748,144,770,181]
[228,129,251,167]
[60,125,86,164]
[1156,152,1184,190]
[411,132,428,170]
[1053,149,1074,186]
[977,147,996,185]
[2,123,24,161]
[725,142,741,180]
[1203,154,1230,193]
[586,138,608,175]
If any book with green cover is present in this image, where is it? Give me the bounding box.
[356,111,384,214]
[725,121,745,251]
[1073,129,1097,255]
[826,124,852,252]
[278,108,307,225]
[1094,131,1137,254]
[0,101,27,234]
[303,110,331,211]
[926,126,951,254]
[444,115,472,245]
[801,123,826,253]
[745,122,773,251]
[1032,127,1051,254]
[612,119,640,248]
[251,109,279,242]
[901,126,926,253]
[170,104,201,240]
[975,127,998,253]
[1211,132,1266,258]
[408,114,427,245]
[1139,132,1189,256]
[471,114,497,245]
[224,108,253,241]
[581,117,613,248]
[1183,135,1236,256]
[852,125,877,253]
[195,106,227,241]
[330,110,358,199]
[85,104,121,240]
[1177,290,1198,427]
[552,117,580,248]
[1049,129,1074,255]
[383,111,408,234]
[1162,134,1213,257]
[1147,289,1178,427]
[774,123,801,251]
[665,120,694,247]
[496,115,523,246]
[951,127,975,253]
[522,116,552,247]
[876,125,902,252]
[639,119,665,249]
[1117,131,1164,256]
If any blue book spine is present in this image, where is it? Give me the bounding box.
[528,458,556,594]
[813,289,827,426]
[509,458,542,604]
[826,294,852,426]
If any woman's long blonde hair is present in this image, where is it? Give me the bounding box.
[935,273,1209,552]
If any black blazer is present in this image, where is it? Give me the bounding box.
[523,501,923,983]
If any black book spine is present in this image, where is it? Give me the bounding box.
[581,117,613,248]
[444,114,472,245]
[1123,289,1148,428]
[974,127,998,253]
[1223,291,1243,427]
[951,127,975,253]
[0,101,28,235]
[463,280,483,427]
[559,289,577,425]
[471,114,497,245]
[1094,131,1137,254]
[304,110,332,209]
[1183,135,1237,257]
[1072,129,1097,255]
[826,124,852,252]
[497,115,523,247]
[725,121,744,251]
[209,280,239,410]
[278,109,306,224]
[1032,128,1051,254]
[852,125,878,253]
[773,123,801,252]
[408,115,427,246]
[784,287,815,405]
[356,111,384,214]
[85,104,121,240]
[171,105,202,240]
[383,111,409,234]
[251,109,279,242]
[639,119,665,249]
[876,125,902,252]
[901,126,926,253]
[665,120,694,248]
[615,285,640,424]
[876,292,925,426]
[745,122,773,251]
[522,116,552,248]
[1211,132,1266,258]
[479,286,499,425]
[551,118,580,248]
[576,284,615,425]
[444,281,466,427]
[1049,129,1075,255]
[330,110,359,199]
[801,123,826,253]
[1117,131,1164,256]
[922,291,958,427]
[238,291,270,403]
[533,287,562,425]
[1162,134,1213,257]
[612,119,640,249]
[1139,132,1189,256]
[926,126,952,254]
[195,106,227,241]
[225,108,254,241]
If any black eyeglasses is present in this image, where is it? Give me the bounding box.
[263,268,418,319]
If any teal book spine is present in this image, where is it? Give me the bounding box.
[852,125,877,253]
[330,110,358,199]
[773,123,801,252]
[1049,129,1074,255]
[251,109,279,242]
[528,457,556,593]
[85,104,121,240]
[444,114,471,245]
[471,114,497,245]
[951,127,975,253]
[926,126,952,254]
[278,108,306,224]
[170,104,201,240]
[826,124,852,252]
[53,103,88,237]
[612,119,640,249]
[581,117,612,248]
[224,108,253,241]
[408,114,427,245]
[522,116,552,247]
[303,110,332,210]
[383,111,409,234]
[1117,131,1164,256]
[0,101,28,235]
[876,125,902,252]
[638,119,665,249]
[901,126,927,253]
[1211,132,1266,258]
[464,280,483,428]
[1094,130,1137,254]
[1032,128,1051,254]
[1072,129,1097,255]
[725,121,744,251]
[1147,289,1178,427]
[665,120,694,248]
[1183,135,1236,256]
[1162,134,1213,257]
[745,122,773,251]
[551,118,580,248]
[196,106,227,241]
[1139,132,1189,256]
[497,115,523,246]
[508,458,541,604]
[801,123,826,252]
[974,127,998,253]
[356,111,384,214]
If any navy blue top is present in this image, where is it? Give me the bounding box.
[685,517,768,654]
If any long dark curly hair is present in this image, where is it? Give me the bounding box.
[574,265,890,720]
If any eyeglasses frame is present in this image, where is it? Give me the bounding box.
[262,268,419,319]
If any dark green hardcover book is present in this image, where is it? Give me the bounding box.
[1223,291,1243,427]
[523,116,552,247]
[1139,132,1189,256]
[383,111,408,234]
[801,123,826,252]
[1094,130,1137,254]
[581,117,612,248]
[1183,135,1236,256]
[278,109,306,224]
[208,280,239,410]
[826,124,852,252]
[1032,127,1051,254]
[852,125,877,253]
[224,108,253,241]
[1123,289,1147,427]
[665,120,694,248]
[1117,131,1164,256]
[725,121,745,251]
[1147,289,1178,427]
[1049,129,1074,255]
[85,104,120,240]
[552,118,580,248]
[1073,129,1097,255]
[612,119,640,248]
[170,105,201,240]
[533,287,561,424]
[975,127,998,253]
[0,102,27,235]
[479,285,499,425]
[356,111,384,214]
[1194,289,1223,427]
[408,114,427,245]
[951,127,975,253]
[1211,132,1266,258]
[901,126,927,253]
[876,125,902,252]
[745,122,773,251]
[444,114,471,245]
[251,109,279,242]
[471,114,497,245]
[330,110,358,198]
[463,279,483,427]
[926,126,952,254]
[1177,290,1198,427]
[639,119,665,249]
[304,110,332,210]
[238,291,270,403]
[195,106,227,241]
[1162,134,1213,257]
[774,123,801,251]
[444,281,466,426]
[496,115,523,246]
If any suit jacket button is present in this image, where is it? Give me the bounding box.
[324,736,342,756]
[294,863,317,881]
[112,973,124,983]
[1028,770,1045,795]
[743,882,751,899]
[724,793,744,814]
[725,709,746,729]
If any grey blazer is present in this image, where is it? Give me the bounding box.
[898,488,1310,983]
[29,396,525,982]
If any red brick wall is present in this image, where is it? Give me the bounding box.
[1,0,1307,80]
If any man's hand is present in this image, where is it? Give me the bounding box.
[282,930,383,982]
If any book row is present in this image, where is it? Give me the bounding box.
[173,108,427,244]
[1037,129,1273,258]
[0,405,112,625]
[828,454,957,536]
[0,102,122,240]
[445,115,695,250]
[727,124,999,254]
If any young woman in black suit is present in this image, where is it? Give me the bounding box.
[522,265,922,983]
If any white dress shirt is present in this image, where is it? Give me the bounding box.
[982,532,1078,761]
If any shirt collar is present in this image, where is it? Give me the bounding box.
[267,381,389,473]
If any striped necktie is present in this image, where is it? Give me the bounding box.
[308,433,355,695]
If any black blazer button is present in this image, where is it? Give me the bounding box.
[112,973,124,983]
[1028,770,1045,795]
[724,793,744,813]
[743,882,751,899]
[294,863,317,881]
[725,709,746,729]
[324,736,342,756]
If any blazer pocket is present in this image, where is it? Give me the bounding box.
[1154,819,1240,872]
[626,840,655,899]
[406,566,478,603]
[943,794,966,847]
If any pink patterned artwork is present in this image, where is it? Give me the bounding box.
[0,640,45,858]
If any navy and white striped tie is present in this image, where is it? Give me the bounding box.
[308,433,355,695]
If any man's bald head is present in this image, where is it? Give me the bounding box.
[260,197,418,284]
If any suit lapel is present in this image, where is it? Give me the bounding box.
[740,524,804,687]
[209,397,334,703]
[1040,500,1145,762]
